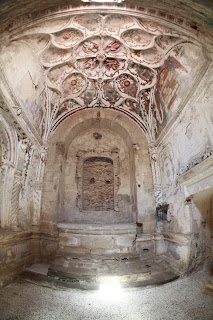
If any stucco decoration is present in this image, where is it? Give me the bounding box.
[3,12,205,143]
[38,13,193,140]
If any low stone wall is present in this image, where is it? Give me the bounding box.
[0,230,34,287]
[136,232,191,273]
[57,223,137,258]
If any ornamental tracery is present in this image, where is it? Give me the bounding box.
[37,13,190,140]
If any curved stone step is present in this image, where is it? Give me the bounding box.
[19,255,179,290]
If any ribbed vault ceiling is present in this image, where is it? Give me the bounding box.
[0,2,212,146]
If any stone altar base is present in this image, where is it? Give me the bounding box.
[19,223,181,289]
[49,223,138,278]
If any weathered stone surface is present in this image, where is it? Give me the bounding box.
[0,2,212,287]
[56,223,137,260]
[0,231,34,287]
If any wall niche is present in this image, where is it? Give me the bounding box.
[41,110,155,232]
[82,157,114,211]
[76,150,120,214]
[59,125,135,224]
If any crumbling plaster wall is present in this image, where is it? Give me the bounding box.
[156,62,213,268]
[0,39,47,135]
[41,108,156,245]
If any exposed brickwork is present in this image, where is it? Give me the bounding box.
[83,157,114,211]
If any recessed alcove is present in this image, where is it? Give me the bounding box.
[40,108,159,280]
[82,157,114,211]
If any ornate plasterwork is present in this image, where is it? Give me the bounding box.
[0,10,205,213]
[31,13,190,142]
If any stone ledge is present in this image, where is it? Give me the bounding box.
[0,230,32,245]
[57,222,137,235]
[136,233,164,242]
[177,155,213,185]
[136,232,190,245]
[163,233,191,245]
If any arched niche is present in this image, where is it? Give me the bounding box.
[82,157,115,211]
[60,118,135,224]
[41,108,156,233]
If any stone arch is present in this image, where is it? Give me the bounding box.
[41,108,156,233]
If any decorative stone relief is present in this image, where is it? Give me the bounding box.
[32,146,48,228]
[149,145,163,205]
[1,11,204,146]
[10,171,22,229]
[1,11,206,213]
[20,12,194,141]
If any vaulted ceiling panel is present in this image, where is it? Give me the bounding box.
[0,9,209,144]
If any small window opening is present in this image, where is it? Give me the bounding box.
[155,203,169,221]
[121,257,129,261]
[90,178,95,184]
[106,180,111,184]
[136,222,143,234]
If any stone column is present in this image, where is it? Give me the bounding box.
[149,144,162,205]
[32,146,48,230]
[10,170,22,230]
[0,160,16,228]
[132,143,140,223]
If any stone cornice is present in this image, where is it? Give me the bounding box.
[1,5,202,41]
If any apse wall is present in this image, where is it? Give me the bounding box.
[40,108,156,259]
[61,124,134,224]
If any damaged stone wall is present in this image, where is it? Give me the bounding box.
[0,110,44,286]
[82,157,114,211]
[63,126,131,224]
[41,108,156,239]
[155,62,213,271]
[0,39,47,137]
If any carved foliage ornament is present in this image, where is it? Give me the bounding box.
[35,14,189,135]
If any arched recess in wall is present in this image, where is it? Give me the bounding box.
[82,156,114,211]
[0,111,18,228]
[41,108,156,234]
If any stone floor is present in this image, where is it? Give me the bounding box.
[0,266,212,320]
[20,255,180,289]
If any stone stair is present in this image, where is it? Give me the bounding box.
[19,254,179,290]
